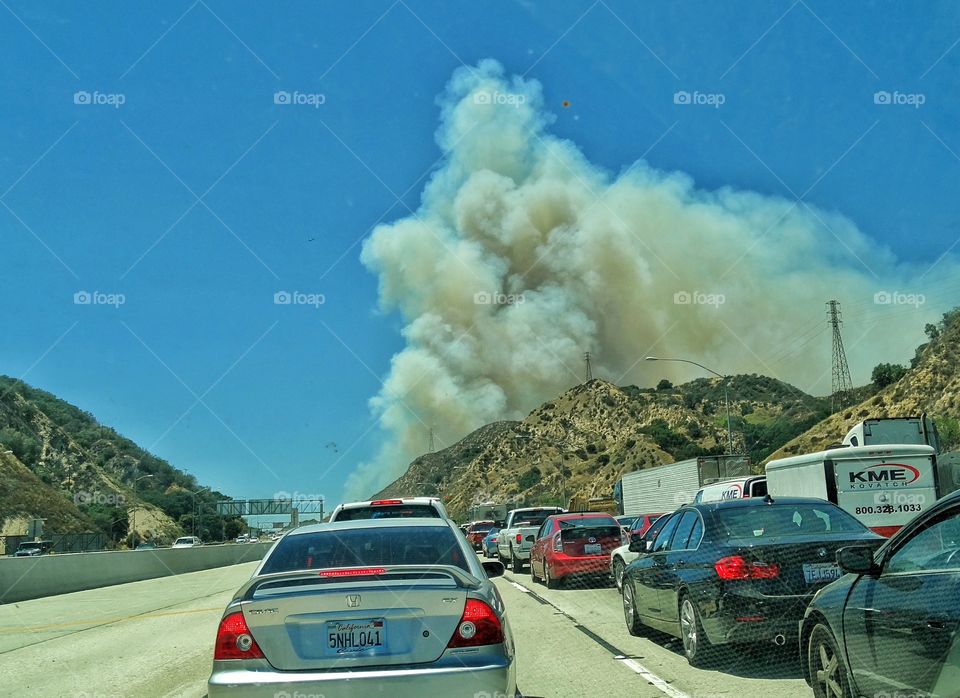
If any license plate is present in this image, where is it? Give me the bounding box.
[803,563,843,584]
[584,543,602,555]
[326,618,386,655]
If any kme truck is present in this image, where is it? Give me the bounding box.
[614,454,752,517]
[765,415,960,536]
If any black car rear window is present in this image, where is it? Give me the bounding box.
[715,504,865,539]
[260,526,469,573]
[334,504,441,520]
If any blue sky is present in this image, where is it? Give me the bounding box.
[2,1,959,506]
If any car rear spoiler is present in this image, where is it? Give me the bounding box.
[236,564,484,601]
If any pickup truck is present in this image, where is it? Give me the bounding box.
[496,506,565,572]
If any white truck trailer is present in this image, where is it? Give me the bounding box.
[614,454,751,517]
[765,443,938,537]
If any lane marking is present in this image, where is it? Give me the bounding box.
[504,574,692,698]
[0,606,223,634]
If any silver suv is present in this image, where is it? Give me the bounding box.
[328,497,450,522]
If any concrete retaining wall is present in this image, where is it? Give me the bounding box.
[0,542,272,603]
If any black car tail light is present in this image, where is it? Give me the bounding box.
[714,555,780,580]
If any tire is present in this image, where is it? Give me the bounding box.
[530,556,541,583]
[544,562,560,589]
[511,549,524,573]
[808,623,854,698]
[613,558,626,594]
[679,595,715,668]
[622,579,643,636]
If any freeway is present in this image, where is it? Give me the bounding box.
[0,564,810,697]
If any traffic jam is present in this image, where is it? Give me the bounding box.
[207,416,959,697]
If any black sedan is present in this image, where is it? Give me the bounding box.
[621,496,883,667]
[801,489,960,698]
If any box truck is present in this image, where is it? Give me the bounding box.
[765,444,938,537]
[613,454,751,516]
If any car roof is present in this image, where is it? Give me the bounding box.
[550,511,617,521]
[336,497,442,508]
[287,517,455,535]
[690,496,840,511]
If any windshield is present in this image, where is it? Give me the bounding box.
[260,526,469,574]
[715,504,866,539]
[558,517,619,529]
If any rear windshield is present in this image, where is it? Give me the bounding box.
[174,538,194,545]
[334,504,441,520]
[511,510,558,527]
[559,517,619,529]
[715,504,865,539]
[260,526,469,573]
[469,523,494,532]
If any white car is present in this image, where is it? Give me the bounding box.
[609,513,668,592]
[328,497,450,522]
[172,536,203,548]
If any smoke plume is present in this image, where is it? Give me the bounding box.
[345,59,951,497]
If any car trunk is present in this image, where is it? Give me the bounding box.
[241,569,469,671]
[561,525,622,557]
[722,533,883,595]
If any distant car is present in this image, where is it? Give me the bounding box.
[482,528,500,558]
[529,512,623,589]
[235,534,250,544]
[466,521,496,550]
[328,497,449,522]
[172,536,203,548]
[615,515,639,532]
[801,488,960,698]
[135,542,158,550]
[13,540,53,557]
[610,513,667,592]
[622,497,884,667]
[207,517,515,697]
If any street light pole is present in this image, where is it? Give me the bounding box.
[645,356,733,454]
[131,474,154,549]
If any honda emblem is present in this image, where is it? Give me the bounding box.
[346,594,361,607]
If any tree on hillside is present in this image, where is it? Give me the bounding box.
[656,379,673,391]
[871,363,907,388]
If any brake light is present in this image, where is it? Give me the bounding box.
[318,567,386,577]
[515,533,522,544]
[214,612,265,660]
[371,499,403,506]
[447,599,504,647]
[552,532,563,553]
[714,556,780,580]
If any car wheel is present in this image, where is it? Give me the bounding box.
[622,579,643,636]
[544,563,560,589]
[511,549,524,573]
[530,557,541,583]
[808,623,853,698]
[679,595,715,667]
[613,558,626,594]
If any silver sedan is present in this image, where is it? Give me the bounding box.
[208,517,518,697]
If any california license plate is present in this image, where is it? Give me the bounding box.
[326,619,386,655]
[803,563,843,584]
[584,543,602,555]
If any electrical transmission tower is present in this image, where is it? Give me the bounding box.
[427,425,436,453]
[827,300,854,411]
[584,352,593,382]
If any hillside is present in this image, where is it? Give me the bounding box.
[768,308,960,460]
[375,374,830,520]
[0,376,240,545]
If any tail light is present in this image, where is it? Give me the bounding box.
[319,567,386,578]
[552,532,563,553]
[447,599,504,647]
[371,499,403,506]
[515,533,522,544]
[714,556,780,580]
[214,612,265,660]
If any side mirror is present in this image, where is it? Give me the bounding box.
[525,534,536,542]
[837,546,878,576]
[482,560,505,578]
[628,537,647,553]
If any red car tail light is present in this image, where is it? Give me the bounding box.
[714,556,780,580]
[552,532,563,553]
[370,499,403,506]
[318,567,386,577]
[447,599,504,647]
[214,612,265,660]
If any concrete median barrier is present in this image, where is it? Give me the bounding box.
[0,542,273,603]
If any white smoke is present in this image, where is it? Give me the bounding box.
[345,59,953,498]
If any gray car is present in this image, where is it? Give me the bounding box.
[208,517,518,697]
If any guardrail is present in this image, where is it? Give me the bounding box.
[0,542,273,604]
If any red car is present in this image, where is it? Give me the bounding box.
[465,520,496,550]
[529,512,624,589]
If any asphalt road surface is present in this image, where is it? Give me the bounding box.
[0,563,812,697]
